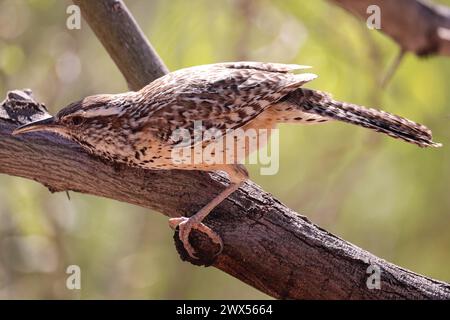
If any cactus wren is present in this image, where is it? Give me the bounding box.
[13,62,441,259]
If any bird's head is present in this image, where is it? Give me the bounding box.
[12,93,132,149]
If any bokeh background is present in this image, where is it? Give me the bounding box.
[0,0,449,299]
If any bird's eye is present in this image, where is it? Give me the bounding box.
[70,116,83,126]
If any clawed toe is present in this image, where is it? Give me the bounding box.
[169,217,198,259]
[168,217,223,260]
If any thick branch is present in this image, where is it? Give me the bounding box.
[1,91,449,299]
[0,0,448,299]
[330,0,450,56]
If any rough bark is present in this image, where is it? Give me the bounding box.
[330,0,450,56]
[0,0,449,299]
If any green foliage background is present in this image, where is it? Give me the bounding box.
[0,0,449,299]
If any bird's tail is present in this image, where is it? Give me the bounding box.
[283,88,441,148]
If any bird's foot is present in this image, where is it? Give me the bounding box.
[169,216,223,260]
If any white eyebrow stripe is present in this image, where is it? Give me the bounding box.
[75,106,123,118]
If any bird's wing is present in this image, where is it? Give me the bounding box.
[140,62,317,145]
[218,61,312,73]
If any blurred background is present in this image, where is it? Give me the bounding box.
[0,0,449,299]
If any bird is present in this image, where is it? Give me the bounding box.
[13,61,441,260]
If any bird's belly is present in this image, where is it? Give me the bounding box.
[115,125,276,171]
[93,109,281,171]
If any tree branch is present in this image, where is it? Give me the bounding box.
[0,0,448,299]
[330,0,450,56]
[1,90,449,299]
[72,0,168,90]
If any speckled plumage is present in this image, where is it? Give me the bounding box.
[53,62,439,167]
[13,61,441,260]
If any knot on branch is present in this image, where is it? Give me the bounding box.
[173,228,222,267]
[0,89,50,125]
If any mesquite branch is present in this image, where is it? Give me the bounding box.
[330,0,450,56]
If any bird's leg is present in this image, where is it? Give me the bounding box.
[169,165,248,259]
[169,182,241,258]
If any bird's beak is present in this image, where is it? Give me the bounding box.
[12,117,58,135]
